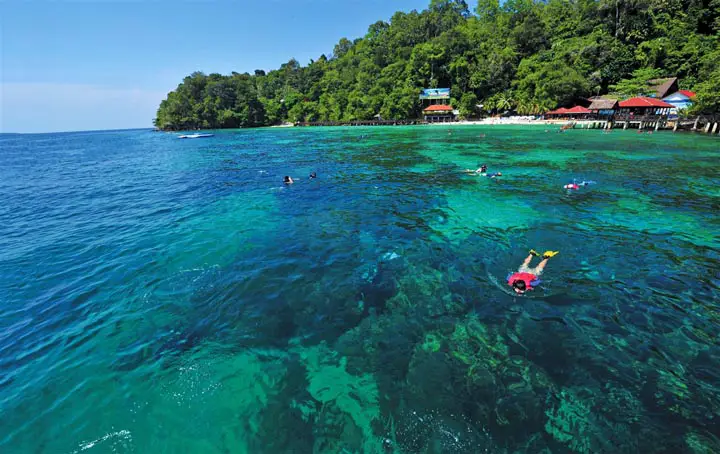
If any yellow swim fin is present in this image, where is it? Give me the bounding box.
[529,249,539,257]
[543,250,559,259]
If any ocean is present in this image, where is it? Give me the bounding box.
[0,126,718,453]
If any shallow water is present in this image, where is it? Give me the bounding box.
[0,126,718,453]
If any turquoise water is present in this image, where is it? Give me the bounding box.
[0,126,718,453]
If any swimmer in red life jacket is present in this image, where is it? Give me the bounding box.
[507,250,559,294]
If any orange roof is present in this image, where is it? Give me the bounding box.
[423,104,454,112]
[619,97,674,108]
[678,90,696,98]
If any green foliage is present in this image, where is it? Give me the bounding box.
[689,49,720,114]
[458,92,479,118]
[609,67,665,97]
[514,54,591,111]
[155,0,720,129]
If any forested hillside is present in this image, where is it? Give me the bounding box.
[154,0,720,130]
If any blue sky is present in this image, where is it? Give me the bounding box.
[1,0,430,133]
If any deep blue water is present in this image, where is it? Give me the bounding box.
[0,127,719,453]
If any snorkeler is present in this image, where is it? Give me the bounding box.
[507,250,559,294]
[563,179,595,190]
[283,176,294,184]
[309,172,317,179]
[464,164,488,175]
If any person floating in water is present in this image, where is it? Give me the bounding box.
[309,172,317,179]
[283,176,294,184]
[464,164,488,175]
[507,250,559,294]
[563,179,595,190]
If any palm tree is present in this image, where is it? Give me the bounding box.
[516,99,531,115]
[482,98,497,115]
[497,92,514,113]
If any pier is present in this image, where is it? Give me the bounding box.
[295,115,719,136]
[297,119,422,127]
[564,114,719,135]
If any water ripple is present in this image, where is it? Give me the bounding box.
[1,127,719,452]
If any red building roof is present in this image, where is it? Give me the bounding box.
[546,106,590,115]
[619,97,674,108]
[678,90,696,98]
[423,104,454,112]
[565,106,591,113]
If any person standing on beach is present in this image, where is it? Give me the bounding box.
[507,250,559,294]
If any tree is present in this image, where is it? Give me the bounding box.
[156,0,716,129]
[691,72,720,114]
[458,92,479,118]
[609,67,664,97]
[333,38,353,59]
[476,0,500,23]
[496,92,515,112]
[514,54,591,109]
[689,49,720,114]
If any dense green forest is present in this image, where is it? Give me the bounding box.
[154,0,720,129]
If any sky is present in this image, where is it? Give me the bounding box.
[1,0,430,133]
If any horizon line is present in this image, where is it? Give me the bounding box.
[0,127,154,135]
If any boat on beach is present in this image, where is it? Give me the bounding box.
[178,133,214,139]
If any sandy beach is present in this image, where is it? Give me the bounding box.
[430,117,571,126]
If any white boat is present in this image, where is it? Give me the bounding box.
[178,133,214,139]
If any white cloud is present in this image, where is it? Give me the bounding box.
[1,83,168,133]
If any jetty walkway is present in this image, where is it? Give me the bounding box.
[563,114,719,134]
[296,115,719,135]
